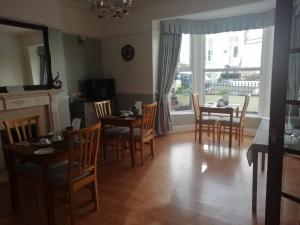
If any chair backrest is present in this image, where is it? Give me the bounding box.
[67,123,101,182]
[239,95,250,124]
[94,100,112,120]
[142,102,157,135]
[192,93,201,119]
[3,115,40,144]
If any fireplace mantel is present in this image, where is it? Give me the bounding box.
[0,89,62,131]
[0,89,63,183]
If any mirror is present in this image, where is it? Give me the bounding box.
[0,19,52,92]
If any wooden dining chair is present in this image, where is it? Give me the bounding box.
[51,123,101,225]
[192,93,219,143]
[123,102,157,165]
[3,115,41,144]
[217,95,250,146]
[94,100,129,160]
[3,115,42,213]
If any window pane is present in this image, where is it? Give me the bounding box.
[178,34,191,70]
[204,29,263,113]
[205,29,262,69]
[170,71,193,112]
[170,34,192,112]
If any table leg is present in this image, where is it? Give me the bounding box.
[43,163,55,225]
[229,112,233,148]
[252,151,258,214]
[129,126,135,167]
[236,107,239,117]
[261,152,265,171]
[7,154,20,214]
[199,122,202,144]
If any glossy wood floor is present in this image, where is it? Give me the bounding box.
[0,132,299,225]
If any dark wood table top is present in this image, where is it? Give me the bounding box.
[100,116,142,127]
[3,141,69,164]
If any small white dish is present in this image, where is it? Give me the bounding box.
[35,138,52,146]
[34,148,54,155]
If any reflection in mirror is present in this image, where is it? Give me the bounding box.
[0,24,48,87]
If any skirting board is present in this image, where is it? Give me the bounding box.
[170,125,257,137]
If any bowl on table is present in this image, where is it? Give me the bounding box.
[35,138,52,146]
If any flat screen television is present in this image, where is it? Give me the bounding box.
[84,79,115,101]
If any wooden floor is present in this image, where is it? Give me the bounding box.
[0,132,299,225]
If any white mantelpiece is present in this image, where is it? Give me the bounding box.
[0,89,62,183]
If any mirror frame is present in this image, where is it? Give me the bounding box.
[0,18,53,93]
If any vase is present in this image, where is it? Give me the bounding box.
[222,94,229,104]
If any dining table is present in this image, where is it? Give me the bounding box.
[200,103,240,148]
[3,140,69,225]
[100,116,143,167]
[247,117,300,213]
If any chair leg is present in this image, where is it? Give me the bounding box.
[69,190,76,225]
[121,140,126,162]
[241,127,244,142]
[194,123,197,141]
[207,125,210,137]
[93,179,99,210]
[222,126,225,140]
[140,142,144,165]
[199,123,202,143]
[238,127,241,146]
[213,124,215,143]
[103,140,107,161]
[150,139,155,158]
[218,125,221,145]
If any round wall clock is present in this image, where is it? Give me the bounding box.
[121,45,134,61]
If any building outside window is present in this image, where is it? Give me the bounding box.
[170,29,263,114]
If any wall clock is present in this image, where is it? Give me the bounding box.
[121,45,134,61]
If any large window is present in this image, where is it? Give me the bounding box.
[170,29,263,114]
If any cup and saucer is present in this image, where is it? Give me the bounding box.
[35,138,52,146]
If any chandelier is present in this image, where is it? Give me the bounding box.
[84,0,134,18]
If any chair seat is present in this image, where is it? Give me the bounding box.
[218,117,241,126]
[103,126,129,137]
[50,161,92,186]
[197,115,220,124]
[123,128,152,138]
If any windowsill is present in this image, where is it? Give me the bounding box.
[171,111,262,119]
[170,110,193,116]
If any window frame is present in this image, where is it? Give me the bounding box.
[170,29,264,115]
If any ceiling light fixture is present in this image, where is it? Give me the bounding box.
[83,0,134,18]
